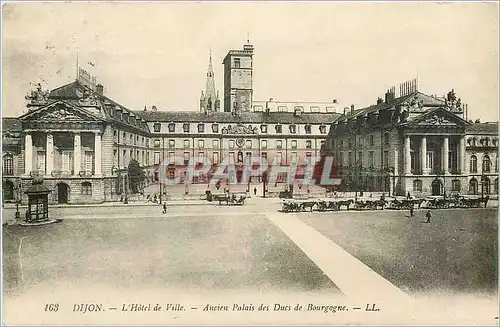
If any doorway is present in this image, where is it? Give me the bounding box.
[56,183,70,204]
[431,179,442,196]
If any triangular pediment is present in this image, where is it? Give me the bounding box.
[19,100,105,123]
[399,92,445,109]
[408,107,470,128]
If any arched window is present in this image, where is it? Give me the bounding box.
[483,177,491,194]
[482,155,491,173]
[413,179,422,192]
[81,182,92,195]
[3,154,13,175]
[451,179,461,192]
[470,155,477,173]
[469,178,478,195]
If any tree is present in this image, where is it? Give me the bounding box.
[128,159,146,194]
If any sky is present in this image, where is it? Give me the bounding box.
[2,2,499,121]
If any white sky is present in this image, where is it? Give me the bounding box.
[2,2,499,121]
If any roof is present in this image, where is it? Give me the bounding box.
[2,117,22,132]
[466,122,498,135]
[338,91,445,121]
[49,80,149,133]
[134,110,340,124]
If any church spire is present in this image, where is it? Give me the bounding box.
[200,47,220,113]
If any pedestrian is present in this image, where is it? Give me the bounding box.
[424,210,431,223]
[154,194,157,203]
[162,202,167,214]
[407,191,411,199]
[409,206,414,218]
[253,187,257,196]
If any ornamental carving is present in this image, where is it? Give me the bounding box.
[25,83,50,106]
[420,114,456,126]
[76,87,100,106]
[39,105,82,121]
[221,123,259,135]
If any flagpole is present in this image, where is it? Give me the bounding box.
[76,47,79,81]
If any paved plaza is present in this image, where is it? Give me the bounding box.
[2,197,498,324]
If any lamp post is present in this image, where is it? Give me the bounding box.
[389,166,395,197]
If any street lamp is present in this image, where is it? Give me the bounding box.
[388,166,395,197]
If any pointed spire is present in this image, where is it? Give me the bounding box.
[207,46,213,76]
[246,32,250,44]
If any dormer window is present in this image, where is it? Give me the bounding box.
[198,123,205,133]
[234,58,241,68]
[153,122,161,133]
[183,123,190,133]
[212,124,219,133]
[275,125,282,133]
[289,125,297,134]
[260,124,268,133]
[319,125,327,134]
[168,123,175,133]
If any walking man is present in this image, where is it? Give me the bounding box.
[409,206,414,218]
[162,202,167,214]
[424,210,431,223]
[253,187,257,196]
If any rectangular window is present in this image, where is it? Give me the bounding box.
[319,125,327,134]
[146,152,150,165]
[261,140,267,149]
[234,58,241,68]
[212,124,219,133]
[229,140,235,149]
[383,151,389,169]
[198,140,205,149]
[276,152,283,165]
[277,106,288,112]
[198,123,205,133]
[306,140,312,149]
[305,125,312,134]
[254,105,263,112]
[246,140,252,149]
[228,152,235,164]
[358,152,363,167]
[305,152,312,165]
[81,183,92,195]
[198,152,205,160]
[426,151,434,170]
[384,132,390,145]
[291,140,297,149]
[212,140,219,149]
[452,179,461,191]
[153,139,161,148]
[275,125,282,133]
[276,140,283,149]
[260,125,268,133]
[168,123,175,133]
[184,152,190,164]
[212,152,219,164]
[183,123,190,133]
[369,151,374,168]
[369,135,374,146]
[289,125,297,134]
[85,152,93,172]
[169,140,175,148]
[261,152,267,160]
[310,106,320,112]
[184,140,190,149]
[168,151,175,160]
[348,152,353,167]
[291,152,298,164]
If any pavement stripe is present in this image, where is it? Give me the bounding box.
[266,212,413,305]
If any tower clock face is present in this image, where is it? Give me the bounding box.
[236,138,245,148]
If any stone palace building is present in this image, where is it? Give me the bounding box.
[2,41,498,204]
[324,83,498,197]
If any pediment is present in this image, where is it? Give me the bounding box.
[400,92,445,111]
[409,108,470,128]
[19,101,105,123]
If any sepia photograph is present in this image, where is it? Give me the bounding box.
[2,1,499,325]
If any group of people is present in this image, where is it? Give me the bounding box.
[409,206,432,223]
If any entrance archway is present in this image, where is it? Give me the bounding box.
[56,183,70,204]
[3,180,14,201]
[431,179,442,196]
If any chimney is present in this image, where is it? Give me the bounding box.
[377,97,383,105]
[96,84,104,95]
[350,104,355,114]
[333,99,338,104]
[385,89,395,104]
[151,105,158,112]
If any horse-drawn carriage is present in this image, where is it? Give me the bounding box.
[424,196,489,209]
[212,193,247,206]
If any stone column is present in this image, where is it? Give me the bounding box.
[421,136,427,174]
[74,132,82,175]
[46,133,54,175]
[443,136,449,174]
[24,133,33,175]
[404,136,411,175]
[94,132,102,176]
[459,136,466,174]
